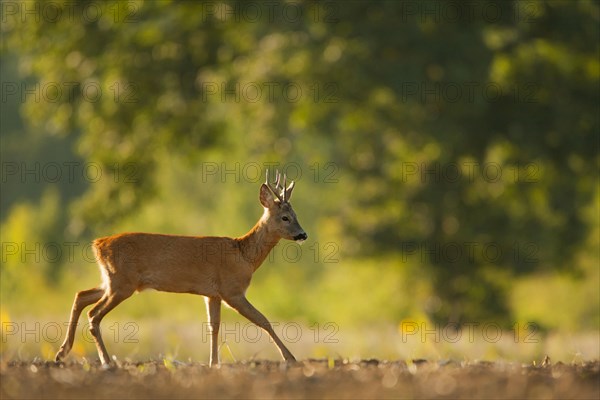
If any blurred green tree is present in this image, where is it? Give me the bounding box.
[3,0,598,326]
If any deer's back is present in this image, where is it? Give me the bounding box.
[93,232,245,296]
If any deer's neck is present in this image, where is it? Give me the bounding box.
[237,211,280,272]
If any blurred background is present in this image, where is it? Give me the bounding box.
[1,0,598,363]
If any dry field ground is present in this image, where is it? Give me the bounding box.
[1,358,598,399]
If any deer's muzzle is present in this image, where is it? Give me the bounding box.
[293,232,308,242]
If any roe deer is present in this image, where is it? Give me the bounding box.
[55,170,307,366]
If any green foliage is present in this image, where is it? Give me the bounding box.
[1,187,68,316]
[1,0,598,330]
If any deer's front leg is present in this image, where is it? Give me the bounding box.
[224,295,296,362]
[205,296,221,367]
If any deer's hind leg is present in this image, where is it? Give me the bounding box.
[87,284,135,366]
[55,287,104,361]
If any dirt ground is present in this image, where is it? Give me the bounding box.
[1,358,598,399]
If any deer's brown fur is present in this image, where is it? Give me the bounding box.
[55,171,307,366]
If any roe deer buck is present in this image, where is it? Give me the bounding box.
[55,170,307,366]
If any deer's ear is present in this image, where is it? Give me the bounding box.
[259,184,276,208]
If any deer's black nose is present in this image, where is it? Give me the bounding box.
[294,233,308,241]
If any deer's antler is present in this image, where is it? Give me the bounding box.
[265,169,295,203]
[265,169,284,202]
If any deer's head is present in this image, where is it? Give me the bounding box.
[260,170,308,243]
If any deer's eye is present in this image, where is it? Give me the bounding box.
[282,216,289,222]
